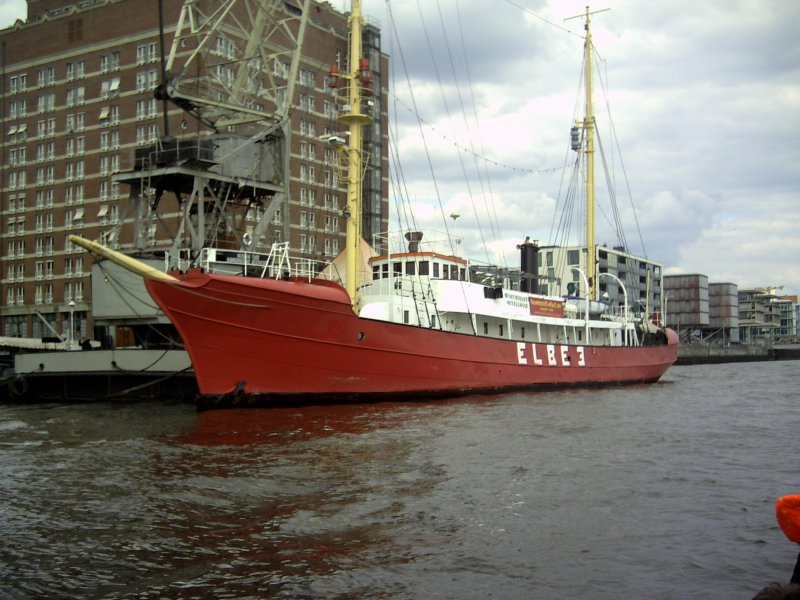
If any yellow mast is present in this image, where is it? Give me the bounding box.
[336,0,373,308]
[583,7,596,301]
[567,6,608,301]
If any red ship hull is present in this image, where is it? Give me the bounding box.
[146,269,679,405]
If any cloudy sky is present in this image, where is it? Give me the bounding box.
[0,0,22,30]
[355,0,800,297]
[2,0,798,296]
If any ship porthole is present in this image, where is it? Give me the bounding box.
[357,332,365,341]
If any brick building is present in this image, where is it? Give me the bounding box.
[1,0,388,342]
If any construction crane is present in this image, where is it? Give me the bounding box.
[114,0,312,268]
[755,286,784,296]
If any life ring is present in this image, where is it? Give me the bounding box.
[8,375,29,399]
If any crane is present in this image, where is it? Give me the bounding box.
[755,286,784,296]
[114,0,312,267]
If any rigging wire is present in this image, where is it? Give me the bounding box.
[541,29,648,300]
[430,0,492,265]
[501,0,581,37]
[411,0,462,259]
[385,2,419,240]
[453,0,502,256]
[385,0,476,334]
[92,259,185,347]
[387,0,578,276]
[388,93,562,176]
[383,0,646,300]
[594,53,648,258]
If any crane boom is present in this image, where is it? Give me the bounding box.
[156,0,311,131]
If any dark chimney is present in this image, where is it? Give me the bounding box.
[518,237,540,294]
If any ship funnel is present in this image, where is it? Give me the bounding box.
[405,231,423,253]
[517,236,540,294]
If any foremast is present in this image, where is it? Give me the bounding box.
[336,0,373,308]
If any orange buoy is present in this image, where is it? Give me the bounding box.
[776,495,800,544]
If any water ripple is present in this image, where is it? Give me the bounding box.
[0,362,797,598]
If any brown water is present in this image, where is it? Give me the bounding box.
[1,361,797,599]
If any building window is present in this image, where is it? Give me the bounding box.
[67,19,83,43]
[273,59,288,78]
[300,93,315,112]
[323,99,336,119]
[299,68,315,87]
[38,66,55,87]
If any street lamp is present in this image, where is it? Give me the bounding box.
[68,300,75,350]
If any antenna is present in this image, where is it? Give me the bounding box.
[564,6,610,27]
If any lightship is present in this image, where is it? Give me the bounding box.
[72,2,677,406]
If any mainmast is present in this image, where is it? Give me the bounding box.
[336,0,373,308]
[567,6,608,301]
[583,8,596,301]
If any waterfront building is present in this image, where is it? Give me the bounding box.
[537,245,664,314]
[774,295,799,341]
[0,0,389,343]
[708,282,739,343]
[738,289,782,345]
[662,274,709,340]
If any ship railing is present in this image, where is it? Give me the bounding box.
[166,245,333,282]
[361,274,436,301]
[601,303,627,319]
